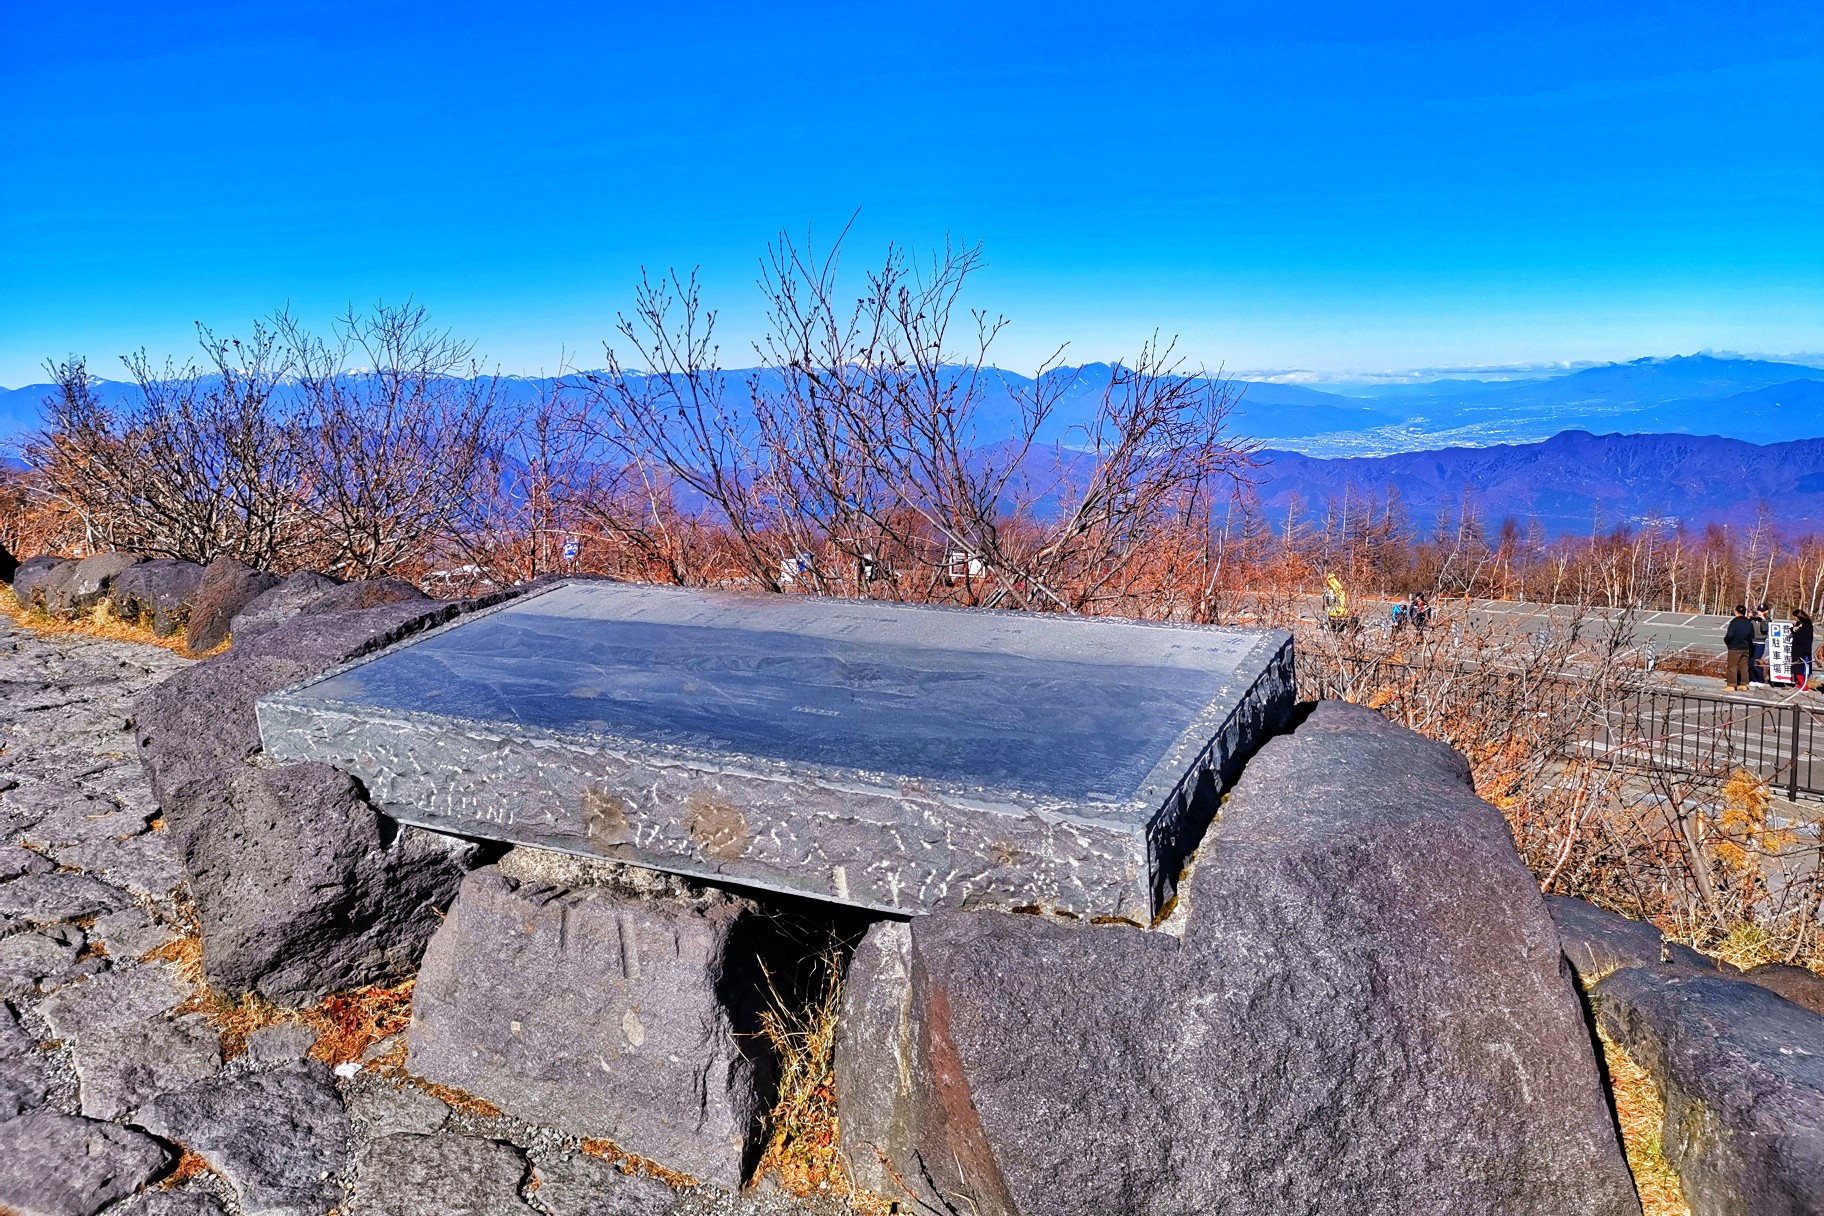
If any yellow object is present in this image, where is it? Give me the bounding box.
[1323,573,1349,620]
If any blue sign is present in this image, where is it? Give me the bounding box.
[562,536,580,563]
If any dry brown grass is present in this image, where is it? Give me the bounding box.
[156,1147,218,1188]
[150,934,292,1058]
[1599,1028,1690,1216]
[302,980,415,1067]
[0,586,214,658]
[749,952,894,1215]
[147,931,416,1065]
[578,1138,699,1192]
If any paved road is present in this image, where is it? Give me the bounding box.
[1296,594,1739,656]
[1465,599,1735,657]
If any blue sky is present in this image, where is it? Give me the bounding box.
[2,0,1819,387]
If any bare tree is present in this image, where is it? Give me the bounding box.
[457,376,595,587]
[281,303,501,580]
[24,327,308,567]
[593,229,1256,612]
[584,272,779,589]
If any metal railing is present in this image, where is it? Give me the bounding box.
[1302,662,1824,800]
[1582,686,1824,801]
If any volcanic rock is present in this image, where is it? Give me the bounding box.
[163,761,474,1003]
[112,560,206,637]
[185,557,281,653]
[835,702,1642,1216]
[1597,964,1824,1214]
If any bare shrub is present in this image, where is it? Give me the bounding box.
[585,231,1254,610]
[584,270,779,589]
[25,332,307,566]
[1299,604,1824,970]
[0,463,82,558]
[281,303,501,580]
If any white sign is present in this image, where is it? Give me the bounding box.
[1770,620,1795,685]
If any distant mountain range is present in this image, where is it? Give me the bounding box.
[7,354,1824,536]
[1245,355,1824,454]
[1254,431,1824,535]
[4,353,1818,452]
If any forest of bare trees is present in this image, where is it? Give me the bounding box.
[6,235,1256,618]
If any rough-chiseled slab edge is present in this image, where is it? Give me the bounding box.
[255,584,1294,918]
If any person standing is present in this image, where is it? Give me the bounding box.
[1724,605,1755,691]
[1751,604,1771,686]
[1794,608,1815,691]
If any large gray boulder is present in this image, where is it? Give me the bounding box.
[835,701,1641,1216]
[407,851,777,1188]
[228,595,468,666]
[835,920,916,1199]
[134,653,319,805]
[1740,963,1824,1017]
[129,593,522,1004]
[1596,964,1824,1215]
[0,1110,174,1216]
[1547,895,1715,982]
[1548,898,1824,1015]
[164,761,475,1004]
[227,571,343,644]
[112,559,206,637]
[226,574,433,649]
[185,556,281,653]
[135,593,507,805]
[296,576,428,616]
[11,555,71,609]
[39,551,144,619]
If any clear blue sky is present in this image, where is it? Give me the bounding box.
[2,1,1819,387]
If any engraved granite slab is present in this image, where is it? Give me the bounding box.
[255,581,1293,918]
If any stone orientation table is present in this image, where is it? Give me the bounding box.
[255,582,1294,919]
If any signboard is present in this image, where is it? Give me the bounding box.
[1770,619,1794,685]
[561,536,580,564]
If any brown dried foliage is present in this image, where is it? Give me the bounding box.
[0,587,204,658]
[302,980,415,1067]
[1298,609,1824,973]
[157,1147,218,1189]
[146,930,415,1065]
[576,1139,699,1192]
[1599,1029,1690,1216]
[745,945,894,1214]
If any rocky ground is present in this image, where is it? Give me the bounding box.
[0,616,851,1216]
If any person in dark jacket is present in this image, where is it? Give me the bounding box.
[1794,608,1815,691]
[1724,605,1755,691]
[1751,603,1771,685]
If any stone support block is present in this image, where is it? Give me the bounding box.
[407,853,779,1187]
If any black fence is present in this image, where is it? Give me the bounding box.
[1301,661,1824,801]
[1581,686,1824,801]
